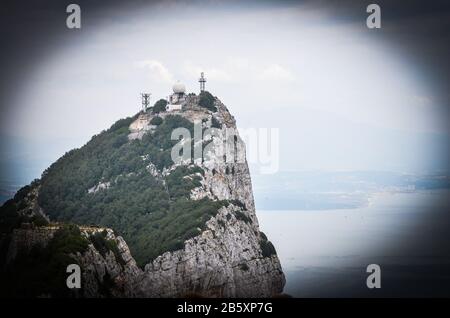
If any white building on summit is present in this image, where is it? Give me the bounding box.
[166,82,186,111]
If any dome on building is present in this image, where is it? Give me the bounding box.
[173,82,186,94]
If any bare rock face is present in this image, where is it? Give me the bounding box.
[138,205,284,297]
[75,229,142,298]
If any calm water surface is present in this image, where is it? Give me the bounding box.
[257,190,450,297]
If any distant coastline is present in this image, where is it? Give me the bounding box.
[253,171,450,211]
[3,170,450,208]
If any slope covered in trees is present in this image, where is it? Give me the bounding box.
[34,114,226,266]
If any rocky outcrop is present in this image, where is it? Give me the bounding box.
[4,224,142,297]
[88,181,111,194]
[6,225,56,263]
[75,229,142,298]
[139,204,284,297]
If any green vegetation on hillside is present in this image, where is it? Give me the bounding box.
[234,210,252,224]
[0,224,89,298]
[166,166,204,199]
[199,91,217,112]
[259,231,277,258]
[0,182,48,236]
[89,230,125,266]
[150,116,163,125]
[152,99,168,113]
[33,114,225,266]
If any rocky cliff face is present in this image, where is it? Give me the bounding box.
[138,204,284,297]
[128,95,284,297]
[1,93,285,297]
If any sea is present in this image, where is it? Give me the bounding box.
[257,190,450,297]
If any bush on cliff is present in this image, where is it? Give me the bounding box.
[152,99,168,113]
[150,116,163,125]
[198,91,217,112]
[259,231,277,258]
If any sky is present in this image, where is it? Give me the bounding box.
[1,0,449,186]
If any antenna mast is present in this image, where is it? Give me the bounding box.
[141,93,151,112]
[199,72,206,93]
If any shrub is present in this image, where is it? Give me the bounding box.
[0,200,20,234]
[107,116,136,133]
[217,219,226,228]
[98,272,115,297]
[14,185,31,202]
[230,199,247,210]
[198,91,217,112]
[259,231,268,241]
[167,240,184,253]
[89,231,111,257]
[51,224,90,255]
[150,116,163,125]
[239,263,249,271]
[166,166,204,199]
[111,134,128,148]
[211,116,222,128]
[89,230,125,266]
[32,214,49,227]
[259,233,277,258]
[234,210,251,224]
[153,99,168,113]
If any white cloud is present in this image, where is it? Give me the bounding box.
[135,59,174,83]
[258,64,295,81]
[410,95,433,107]
[182,59,294,83]
[182,61,232,81]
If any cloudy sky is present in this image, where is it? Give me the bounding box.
[1,0,449,185]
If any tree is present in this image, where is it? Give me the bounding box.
[198,91,217,112]
[150,116,163,126]
[152,99,168,113]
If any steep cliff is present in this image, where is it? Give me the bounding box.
[0,92,285,297]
